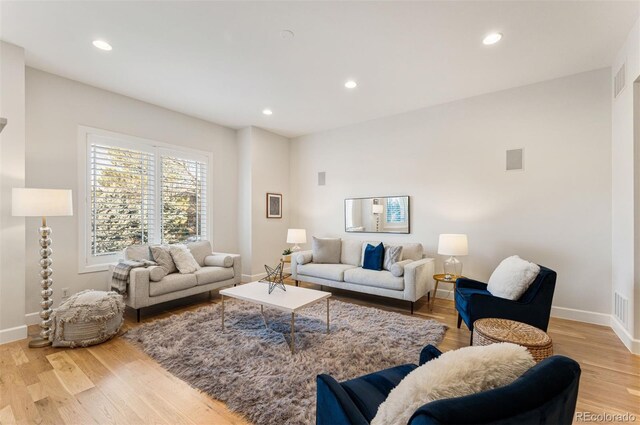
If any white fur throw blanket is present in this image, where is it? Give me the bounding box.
[371,343,535,425]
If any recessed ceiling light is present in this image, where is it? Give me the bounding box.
[344,80,357,89]
[92,40,112,51]
[482,33,502,45]
[262,109,273,116]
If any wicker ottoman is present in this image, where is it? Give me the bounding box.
[472,318,553,362]
[49,290,125,348]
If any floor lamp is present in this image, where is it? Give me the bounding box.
[12,188,73,348]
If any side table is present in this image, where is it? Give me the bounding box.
[431,274,464,311]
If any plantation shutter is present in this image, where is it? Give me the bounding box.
[90,143,155,256]
[386,197,407,224]
[160,153,207,244]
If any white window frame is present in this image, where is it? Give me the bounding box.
[77,126,213,273]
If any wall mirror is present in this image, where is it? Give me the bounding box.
[345,196,410,234]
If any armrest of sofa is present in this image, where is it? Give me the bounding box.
[404,258,435,302]
[316,374,369,425]
[212,252,241,284]
[456,277,488,290]
[419,344,442,366]
[128,268,151,309]
[291,250,313,279]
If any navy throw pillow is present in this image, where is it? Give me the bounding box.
[363,243,385,271]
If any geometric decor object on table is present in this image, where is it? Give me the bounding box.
[472,318,553,362]
[125,299,447,425]
[260,262,291,294]
[49,290,125,348]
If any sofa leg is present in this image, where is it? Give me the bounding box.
[295,280,299,287]
[427,291,430,302]
[136,308,141,323]
[457,313,462,329]
[320,285,323,291]
[410,302,414,315]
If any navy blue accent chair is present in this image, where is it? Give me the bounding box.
[316,344,581,425]
[455,266,557,335]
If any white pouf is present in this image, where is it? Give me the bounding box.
[49,290,125,348]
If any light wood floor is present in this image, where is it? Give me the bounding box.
[1,282,639,424]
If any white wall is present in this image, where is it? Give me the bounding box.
[0,41,26,343]
[24,68,239,316]
[611,17,640,351]
[291,69,612,320]
[236,126,291,279]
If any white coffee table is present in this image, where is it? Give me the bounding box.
[219,281,331,354]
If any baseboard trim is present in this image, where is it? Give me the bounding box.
[550,306,611,326]
[25,312,41,326]
[0,325,27,345]
[610,316,640,354]
[434,288,454,300]
[241,272,267,283]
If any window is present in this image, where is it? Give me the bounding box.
[79,127,211,272]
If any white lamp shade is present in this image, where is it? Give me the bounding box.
[437,234,468,256]
[12,188,73,217]
[287,228,307,244]
[372,204,384,214]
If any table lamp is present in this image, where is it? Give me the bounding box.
[437,234,468,278]
[286,228,307,252]
[12,188,73,348]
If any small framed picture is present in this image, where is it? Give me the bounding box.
[266,193,282,219]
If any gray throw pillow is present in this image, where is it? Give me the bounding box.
[150,245,178,274]
[383,245,404,271]
[312,237,342,264]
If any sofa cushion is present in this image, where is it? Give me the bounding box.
[170,244,201,274]
[341,364,418,423]
[295,251,313,265]
[150,245,178,274]
[383,245,403,271]
[298,263,357,281]
[187,240,213,267]
[390,259,413,277]
[204,254,233,268]
[400,243,423,261]
[312,237,342,264]
[371,343,535,425]
[125,244,152,262]
[363,243,385,271]
[149,273,197,296]
[148,266,167,282]
[487,256,540,300]
[360,241,381,266]
[344,267,404,291]
[341,239,363,266]
[194,266,234,285]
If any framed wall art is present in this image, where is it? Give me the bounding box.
[266,193,282,218]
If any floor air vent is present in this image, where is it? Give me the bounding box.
[614,63,626,98]
[614,291,628,328]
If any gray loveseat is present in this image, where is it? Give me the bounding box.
[291,239,434,313]
[118,241,241,321]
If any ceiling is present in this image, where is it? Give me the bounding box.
[1,1,638,138]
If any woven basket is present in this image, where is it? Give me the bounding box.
[473,318,553,362]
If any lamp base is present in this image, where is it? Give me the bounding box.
[29,336,52,348]
[443,256,463,277]
[291,244,301,252]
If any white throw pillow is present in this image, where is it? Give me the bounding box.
[169,244,201,274]
[371,343,535,425]
[204,254,233,268]
[295,252,313,265]
[390,259,413,277]
[487,255,541,300]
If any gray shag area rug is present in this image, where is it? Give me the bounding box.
[125,298,447,425]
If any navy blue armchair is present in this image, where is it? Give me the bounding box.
[455,266,557,335]
[316,344,581,425]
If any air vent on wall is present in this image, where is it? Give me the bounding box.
[614,291,629,328]
[614,63,626,98]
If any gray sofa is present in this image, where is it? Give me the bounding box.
[291,239,434,313]
[118,240,241,321]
